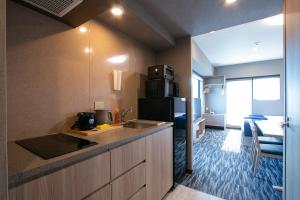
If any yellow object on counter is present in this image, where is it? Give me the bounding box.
[96,124,112,130]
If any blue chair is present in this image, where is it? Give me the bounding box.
[258,136,283,145]
[252,127,283,175]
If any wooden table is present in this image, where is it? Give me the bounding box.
[255,120,284,138]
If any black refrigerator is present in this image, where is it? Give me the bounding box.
[138,97,187,183]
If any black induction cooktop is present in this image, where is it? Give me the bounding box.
[16,133,97,160]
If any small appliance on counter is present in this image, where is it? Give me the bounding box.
[146,79,174,98]
[146,64,179,98]
[148,64,174,80]
[95,110,113,125]
[72,112,96,131]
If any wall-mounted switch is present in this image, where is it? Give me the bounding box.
[94,101,104,110]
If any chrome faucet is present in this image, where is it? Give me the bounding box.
[121,106,133,123]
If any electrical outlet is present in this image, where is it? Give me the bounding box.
[94,101,104,110]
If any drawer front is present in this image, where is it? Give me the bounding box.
[84,185,111,200]
[9,152,110,200]
[111,138,146,179]
[111,163,146,200]
[129,186,146,200]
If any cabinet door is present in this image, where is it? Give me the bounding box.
[9,152,110,200]
[146,127,173,200]
[129,186,146,200]
[111,138,146,180]
[84,185,111,200]
[111,163,145,200]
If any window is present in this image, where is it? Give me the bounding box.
[192,73,203,117]
[226,75,281,128]
[226,79,252,127]
[192,75,200,98]
[253,77,280,100]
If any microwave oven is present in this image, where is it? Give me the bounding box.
[146,79,174,98]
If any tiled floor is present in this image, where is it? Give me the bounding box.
[179,128,283,200]
[164,184,223,200]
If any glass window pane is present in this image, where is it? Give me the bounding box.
[253,77,280,100]
[192,76,199,98]
[226,79,252,127]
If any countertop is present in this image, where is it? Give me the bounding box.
[8,120,173,188]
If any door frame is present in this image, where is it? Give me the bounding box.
[0,0,8,199]
[283,1,287,199]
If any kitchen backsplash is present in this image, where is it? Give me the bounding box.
[7,1,155,141]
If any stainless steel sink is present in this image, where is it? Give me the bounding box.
[122,121,157,129]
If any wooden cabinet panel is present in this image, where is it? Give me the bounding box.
[146,127,173,200]
[129,186,146,200]
[111,163,145,200]
[9,152,110,200]
[84,185,111,200]
[111,138,146,180]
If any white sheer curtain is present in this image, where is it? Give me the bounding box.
[226,79,252,127]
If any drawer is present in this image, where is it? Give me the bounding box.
[129,186,146,200]
[84,185,111,200]
[9,152,110,200]
[111,163,146,200]
[111,138,146,179]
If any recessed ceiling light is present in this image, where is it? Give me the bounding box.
[84,48,93,53]
[79,27,87,33]
[263,14,283,26]
[225,0,237,4]
[210,31,216,34]
[107,55,128,64]
[111,5,124,16]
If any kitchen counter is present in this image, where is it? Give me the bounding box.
[8,120,173,188]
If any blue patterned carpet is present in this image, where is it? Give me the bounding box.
[179,128,283,200]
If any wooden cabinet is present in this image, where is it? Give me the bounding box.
[111,163,145,200]
[146,127,173,200]
[111,138,146,180]
[84,185,111,200]
[9,127,173,200]
[9,152,110,200]
[129,186,146,200]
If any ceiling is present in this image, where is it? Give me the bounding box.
[16,0,283,50]
[99,0,283,50]
[135,0,283,37]
[193,16,284,67]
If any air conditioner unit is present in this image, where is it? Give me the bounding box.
[22,0,83,17]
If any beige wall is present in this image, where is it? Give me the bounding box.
[156,37,193,170]
[191,39,213,76]
[7,1,155,141]
[0,0,7,198]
